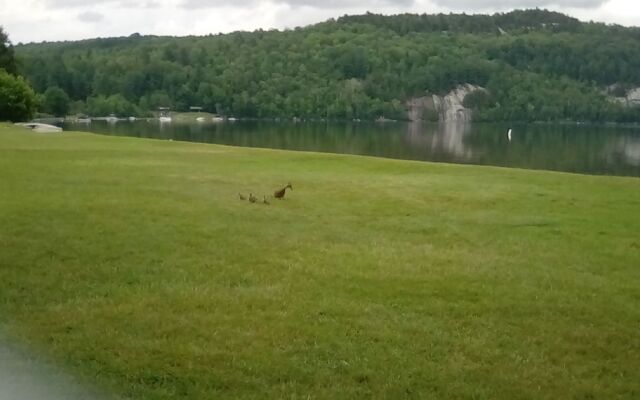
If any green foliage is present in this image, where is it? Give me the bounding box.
[471,68,620,122]
[13,9,640,122]
[0,69,37,122]
[0,26,18,75]
[86,94,140,117]
[42,86,70,116]
[336,9,583,35]
[462,89,493,109]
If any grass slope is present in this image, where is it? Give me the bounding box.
[170,112,217,122]
[0,124,639,399]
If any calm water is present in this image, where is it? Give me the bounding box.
[62,120,640,177]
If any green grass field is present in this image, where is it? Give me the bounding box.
[171,112,217,122]
[0,124,639,399]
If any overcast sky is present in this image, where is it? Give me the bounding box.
[1,0,638,43]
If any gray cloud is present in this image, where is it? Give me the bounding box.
[46,0,112,6]
[282,0,414,8]
[180,0,257,8]
[40,0,608,12]
[181,0,414,9]
[431,0,607,10]
[280,0,413,6]
[45,0,141,8]
[77,11,105,22]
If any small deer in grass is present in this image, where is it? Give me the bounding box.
[273,183,292,199]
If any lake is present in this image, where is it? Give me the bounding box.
[62,119,640,177]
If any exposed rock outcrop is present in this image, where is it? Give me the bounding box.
[605,85,640,106]
[407,84,486,123]
[626,88,640,106]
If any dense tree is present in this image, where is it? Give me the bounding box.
[0,69,37,121]
[42,86,71,116]
[86,94,140,117]
[13,9,640,122]
[0,26,18,75]
[0,26,38,121]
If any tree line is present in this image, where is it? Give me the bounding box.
[0,27,37,121]
[7,9,640,122]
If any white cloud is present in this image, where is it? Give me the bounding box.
[431,0,606,9]
[180,0,415,8]
[43,0,147,7]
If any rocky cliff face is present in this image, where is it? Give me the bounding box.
[605,85,640,106]
[407,84,485,123]
[626,88,640,106]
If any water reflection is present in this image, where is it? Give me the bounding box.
[609,137,640,167]
[61,119,640,177]
[405,121,475,161]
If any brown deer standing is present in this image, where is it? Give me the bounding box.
[274,183,292,199]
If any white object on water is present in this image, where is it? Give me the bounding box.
[196,117,206,122]
[159,116,172,123]
[507,128,512,142]
[15,123,62,133]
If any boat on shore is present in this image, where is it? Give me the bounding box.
[15,122,63,133]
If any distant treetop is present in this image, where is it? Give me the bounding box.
[335,9,603,35]
[0,26,18,75]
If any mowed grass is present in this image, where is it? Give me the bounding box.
[0,123,639,400]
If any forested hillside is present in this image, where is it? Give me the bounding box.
[14,9,640,122]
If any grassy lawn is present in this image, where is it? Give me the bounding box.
[0,123,638,399]
[171,112,217,122]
